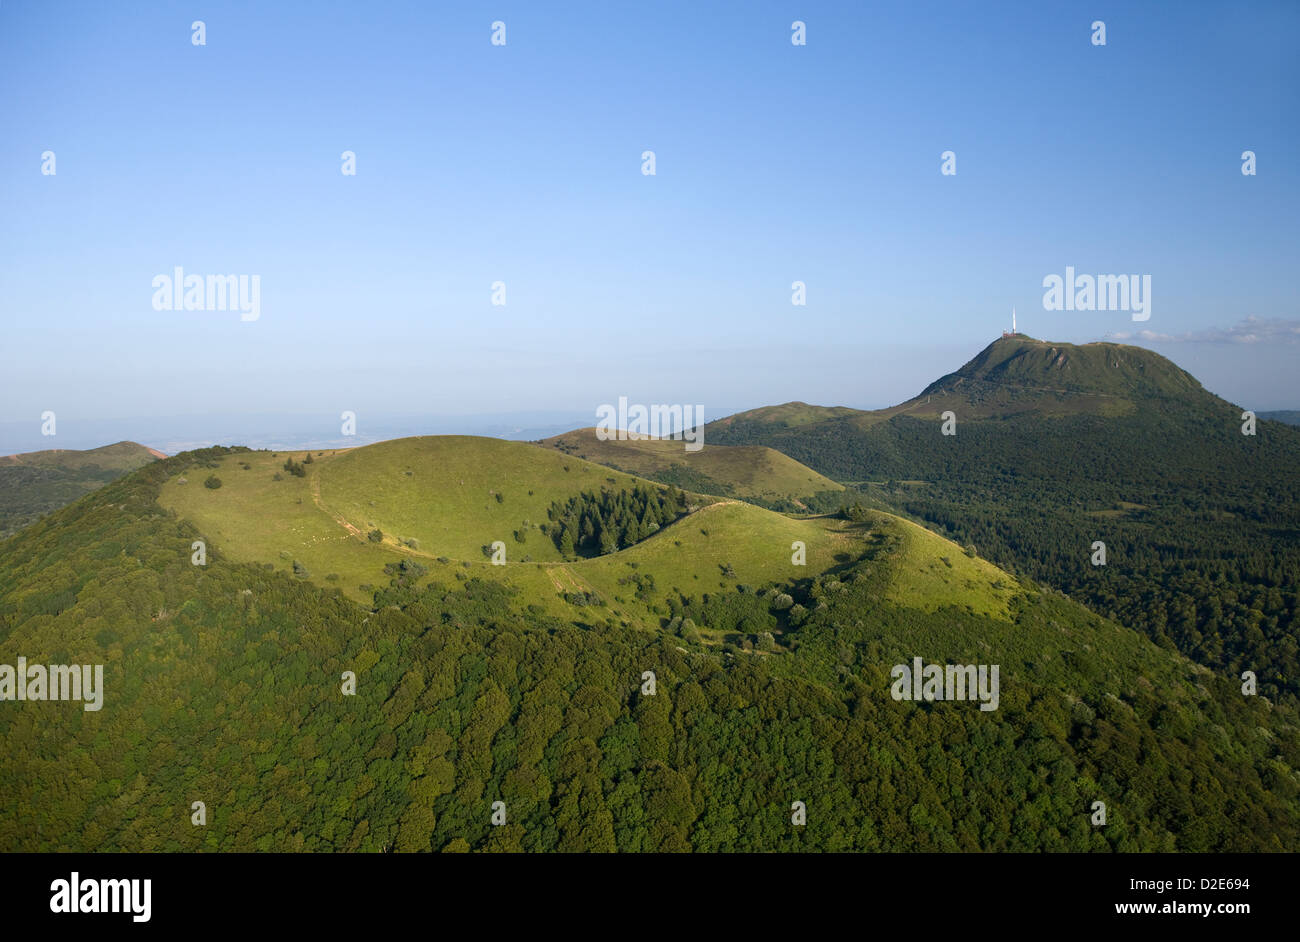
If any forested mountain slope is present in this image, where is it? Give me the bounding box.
[706,337,1300,706]
[0,441,163,538]
[0,446,1296,852]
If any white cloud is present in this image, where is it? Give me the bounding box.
[1107,316,1300,345]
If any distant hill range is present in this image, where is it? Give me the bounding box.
[0,441,164,538]
[1261,410,1300,426]
[706,335,1300,705]
[711,335,1209,437]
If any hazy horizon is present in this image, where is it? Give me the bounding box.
[1,332,1295,456]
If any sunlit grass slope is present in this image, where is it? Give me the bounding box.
[885,515,1016,618]
[160,437,1023,624]
[500,500,865,621]
[318,436,646,563]
[539,429,842,502]
[159,448,402,601]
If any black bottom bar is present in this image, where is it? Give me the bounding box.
[3,852,1293,930]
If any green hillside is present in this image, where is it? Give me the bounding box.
[716,338,1211,430]
[1,441,166,471]
[321,436,654,563]
[919,335,1204,403]
[1,445,1297,852]
[706,337,1300,706]
[706,401,860,431]
[161,440,659,604]
[0,440,164,539]
[539,428,843,507]
[158,437,939,627]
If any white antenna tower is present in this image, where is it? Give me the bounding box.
[1012,306,1017,334]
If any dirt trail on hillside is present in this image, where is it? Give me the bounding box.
[310,473,364,538]
[309,469,484,566]
[545,565,594,595]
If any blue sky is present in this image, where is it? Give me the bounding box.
[1,0,1297,451]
